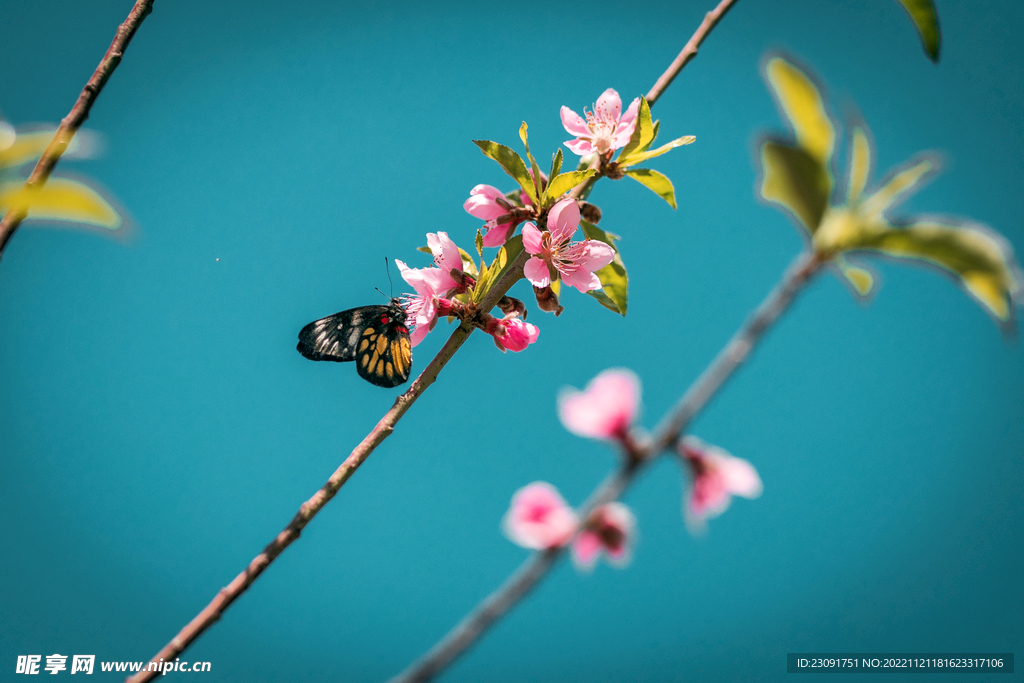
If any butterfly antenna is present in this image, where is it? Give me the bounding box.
[385,256,395,298]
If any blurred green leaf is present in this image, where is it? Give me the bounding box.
[861,156,936,217]
[765,56,836,166]
[0,179,120,229]
[836,255,875,296]
[760,141,831,233]
[473,140,538,206]
[617,97,654,165]
[855,221,1020,322]
[624,168,677,209]
[895,0,941,62]
[581,219,628,315]
[545,169,596,200]
[847,127,871,203]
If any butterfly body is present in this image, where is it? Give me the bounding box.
[297,299,412,388]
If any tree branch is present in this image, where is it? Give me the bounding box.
[387,251,820,683]
[0,0,155,259]
[645,0,740,106]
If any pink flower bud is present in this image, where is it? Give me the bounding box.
[680,437,762,528]
[491,318,539,353]
[572,502,636,569]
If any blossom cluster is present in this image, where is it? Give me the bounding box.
[502,369,763,569]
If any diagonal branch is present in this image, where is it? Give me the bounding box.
[0,0,155,259]
[387,251,820,683]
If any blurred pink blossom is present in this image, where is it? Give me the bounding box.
[561,88,640,157]
[558,368,640,441]
[503,482,578,550]
[680,437,762,526]
[572,502,636,569]
[522,198,614,293]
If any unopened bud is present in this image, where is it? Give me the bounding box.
[497,296,527,319]
[579,201,602,225]
[533,285,564,316]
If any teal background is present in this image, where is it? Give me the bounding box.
[1,0,1021,681]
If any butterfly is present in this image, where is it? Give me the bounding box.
[296,298,413,388]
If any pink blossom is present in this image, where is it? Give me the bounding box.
[464,184,518,247]
[561,88,641,157]
[394,232,466,346]
[572,502,636,569]
[522,198,615,292]
[503,482,578,550]
[558,368,640,442]
[680,437,762,525]
[491,317,540,353]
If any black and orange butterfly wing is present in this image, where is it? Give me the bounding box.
[297,301,412,388]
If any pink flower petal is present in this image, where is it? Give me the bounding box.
[564,139,595,156]
[464,195,506,220]
[521,222,545,255]
[558,369,640,440]
[523,256,551,288]
[427,231,461,277]
[595,88,623,122]
[612,97,641,147]
[572,531,602,566]
[495,318,539,352]
[546,198,580,241]
[503,482,578,550]
[560,267,602,293]
[582,240,615,271]
[560,106,591,138]
[718,455,763,499]
[481,220,515,247]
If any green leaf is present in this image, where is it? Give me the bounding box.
[616,97,654,165]
[854,221,1022,323]
[519,122,543,204]
[618,135,695,166]
[759,140,832,233]
[475,229,484,259]
[0,179,120,229]
[623,168,677,209]
[847,127,871,203]
[416,245,431,254]
[765,56,836,166]
[545,169,596,200]
[549,148,563,180]
[472,234,524,304]
[473,140,538,206]
[458,248,479,279]
[0,130,82,171]
[836,255,875,296]
[650,120,660,146]
[895,0,941,62]
[580,219,629,315]
[861,156,936,218]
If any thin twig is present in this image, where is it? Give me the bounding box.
[645,0,740,106]
[0,0,155,259]
[126,251,529,683]
[387,251,820,683]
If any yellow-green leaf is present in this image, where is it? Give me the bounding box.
[837,256,875,296]
[472,234,524,304]
[545,169,596,200]
[473,140,538,206]
[760,140,832,233]
[0,179,120,229]
[518,122,543,203]
[457,248,479,279]
[855,221,1021,322]
[619,135,695,167]
[895,0,941,62]
[580,219,628,315]
[617,97,654,165]
[847,127,872,203]
[861,156,936,218]
[765,56,836,166]
[623,168,676,209]
[549,148,563,180]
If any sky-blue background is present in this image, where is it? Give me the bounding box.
[1,0,1021,681]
